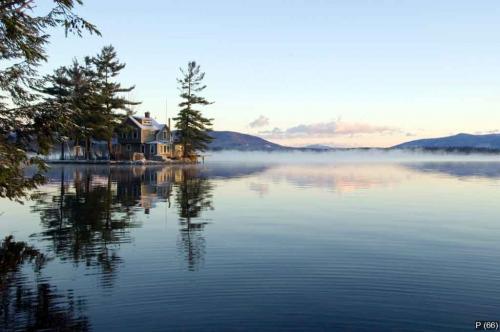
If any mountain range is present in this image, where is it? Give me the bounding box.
[393,133,500,150]
[206,131,500,151]
[208,131,289,151]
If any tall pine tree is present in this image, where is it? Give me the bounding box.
[174,61,213,159]
[88,45,139,159]
[67,59,103,160]
[40,59,99,160]
[39,67,72,160]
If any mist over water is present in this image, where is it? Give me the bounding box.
[205,149,500,164]
[2,153,500,331]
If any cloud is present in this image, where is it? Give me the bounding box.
[335,122,397,135]
[287,122,337,135]
[259,120,399,139]
[263,127,284,135]
[249,115,270,128]
[474,129,500,135]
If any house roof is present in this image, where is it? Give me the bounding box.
[129,115,167,131]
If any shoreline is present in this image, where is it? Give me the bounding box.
[45,159,197,165]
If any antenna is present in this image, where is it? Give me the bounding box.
[166,95,171,138]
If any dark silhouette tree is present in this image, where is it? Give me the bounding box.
[174,61,214,159]
[88,45,139,159]
[0,236,90,331]
[38,67,72,160]
[0,0,99,201]
[39,59,100,160]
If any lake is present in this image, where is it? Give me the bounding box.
[1,152,500,331]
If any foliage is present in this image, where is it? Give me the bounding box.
[0,235,47,273]
[0,236,89,331]
[39,59,97,159]
[41,45,138,161]
[174,61,213,158]
[87,45,139,158]
[0,0,99,200]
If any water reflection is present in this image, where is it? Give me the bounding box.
[174,167,214,271]
[32,166,219,277]
[32,167,141,287]
[403,161,500,179]
[0,236,90,331]
[5,160,500,330]
[251,161,500,195]
[29,161,500,280]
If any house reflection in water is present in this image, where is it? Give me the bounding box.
[114,165,217,270]
[110,165,216,270]
[32,166,143,288]
[34,165,216,274]
[112,166,205,214]
[112,166,176,214]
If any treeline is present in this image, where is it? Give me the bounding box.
[40,45,139,160]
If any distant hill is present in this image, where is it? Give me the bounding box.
[208,131,288,151]
[394,133,500,150]
[302,144,334,150]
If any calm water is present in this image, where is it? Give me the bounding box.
[2,154,500,331]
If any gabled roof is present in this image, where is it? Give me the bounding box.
[129,115,166,131]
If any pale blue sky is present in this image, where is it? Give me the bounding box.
[42,0,500,147]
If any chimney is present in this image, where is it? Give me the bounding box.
[145,111,150,118]
[168,118,171,130]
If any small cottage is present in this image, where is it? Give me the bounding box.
[116,112,183,160]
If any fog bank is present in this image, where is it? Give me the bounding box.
[204,149,500,164]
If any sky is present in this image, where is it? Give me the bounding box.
[41,0,500,147]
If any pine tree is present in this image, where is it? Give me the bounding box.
[68,59,104,160]
[0,0,99,201]
[88,46,139,159]
[174,61,214,159]
[39,67,72,160]
[40,59,99,160]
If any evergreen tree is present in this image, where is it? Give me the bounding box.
[40,59,99,160]
[39,67,72,160]
[88,45,139,159]
[76,58,103,160]
[0,0,99,201]
[174,61,214,159]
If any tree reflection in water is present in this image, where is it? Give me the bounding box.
[174,167,214,271]
[30,166,179,286]
[31,167,143,287]
[0,236,90,331]
[0,165,241,329]
[30,165,215,281]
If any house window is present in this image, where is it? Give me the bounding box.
[163,131,167,140]
[141,145,145,153]
[126,144,131,151]
[150,145,155,154]
[133,129,138,139]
